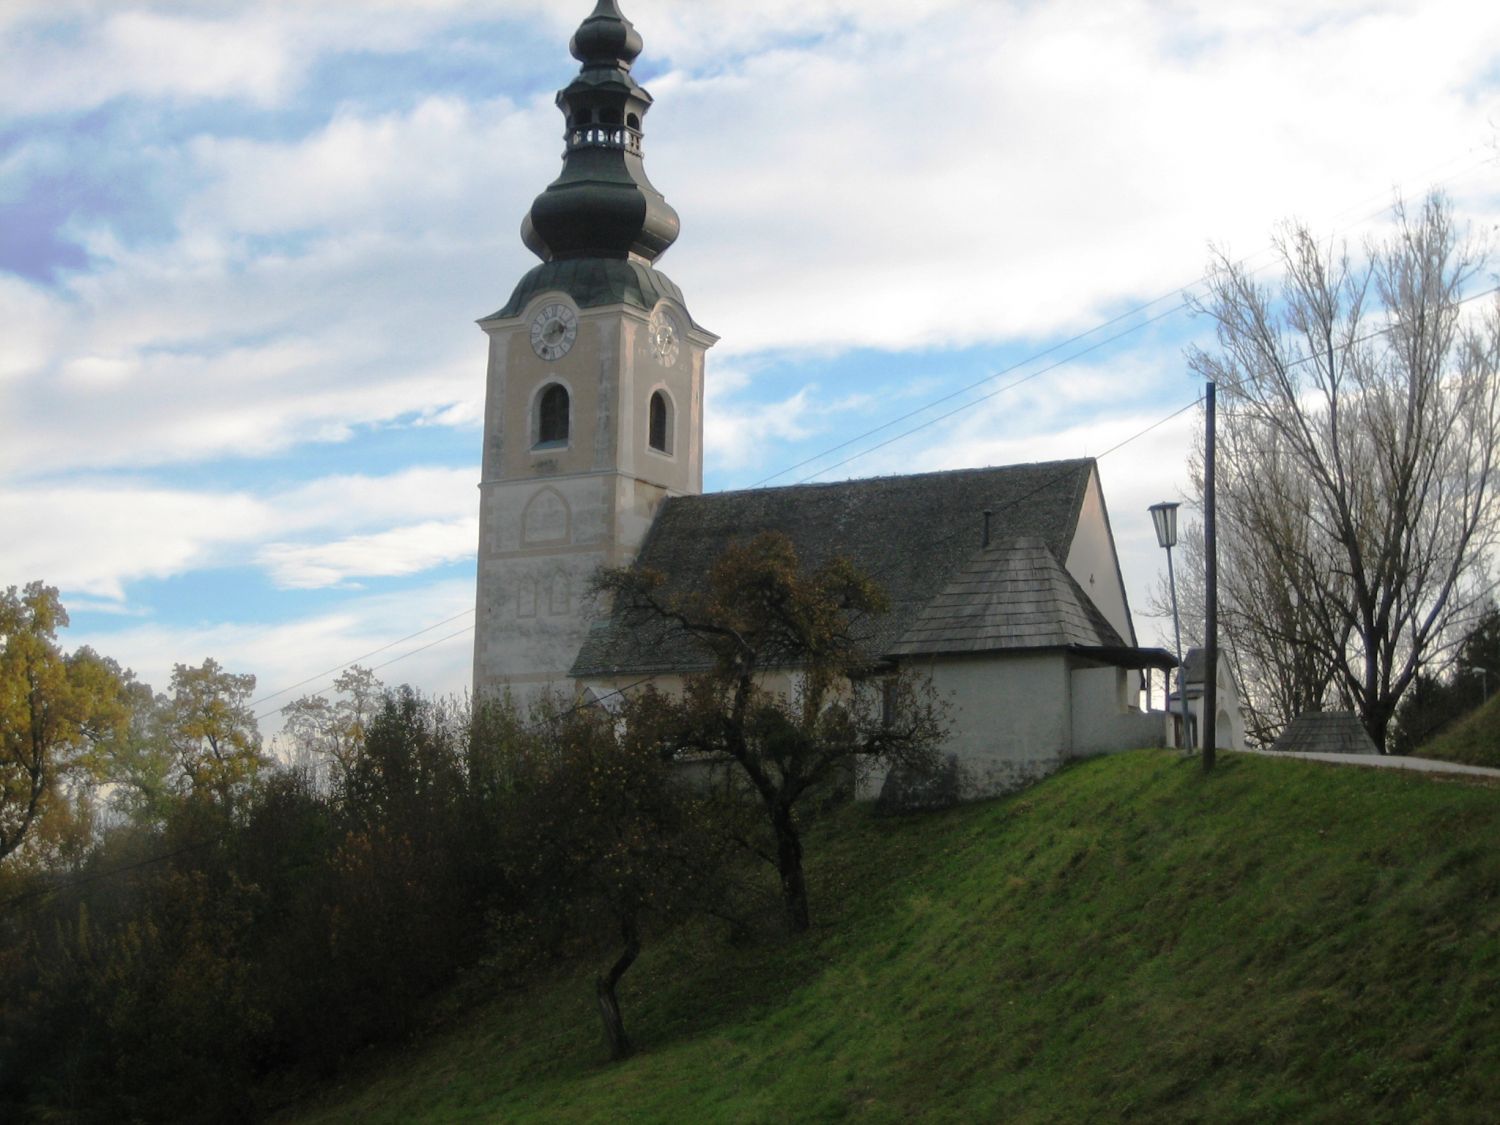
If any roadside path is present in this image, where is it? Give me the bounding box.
[1231,747,1500,780]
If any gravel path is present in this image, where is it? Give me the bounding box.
[1231,747,1500,780]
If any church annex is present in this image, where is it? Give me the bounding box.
[473,1,1174,796]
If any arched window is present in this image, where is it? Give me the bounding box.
[648,389,671,453]
[537,384,569,446]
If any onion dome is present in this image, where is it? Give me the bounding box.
[519,0,680,264]
[570,0,643,68]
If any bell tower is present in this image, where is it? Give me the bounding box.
[473,0,716,706]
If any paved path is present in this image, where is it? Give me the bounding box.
[1232,747,1500,780]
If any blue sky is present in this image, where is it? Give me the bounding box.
[3,0,1498,740]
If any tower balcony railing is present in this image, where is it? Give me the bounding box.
[566,125,644,156]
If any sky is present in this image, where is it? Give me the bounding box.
[3,0,1499,741]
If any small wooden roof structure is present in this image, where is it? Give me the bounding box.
[1271,711,1377,756]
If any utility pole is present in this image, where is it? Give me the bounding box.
[1203,380,1218,771]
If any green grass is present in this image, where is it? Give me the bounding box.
[1414,692,1500,769]
[284,750,1500,1123]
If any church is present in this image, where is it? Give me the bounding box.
[472,0,1174,796]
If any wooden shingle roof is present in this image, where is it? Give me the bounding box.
[1271,711,1378,755]
[572,459,1101,677]
[888,537,1125,656]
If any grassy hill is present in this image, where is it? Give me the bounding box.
[285,750,1500,1123]
[1414,692,1500,769]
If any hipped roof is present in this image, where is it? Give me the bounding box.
[1271,711,1378,756]
[888,537,1124,656]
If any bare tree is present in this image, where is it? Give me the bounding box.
[1151,518,1340,747]
[1187,195,1500,751]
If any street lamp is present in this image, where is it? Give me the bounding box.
[1149,501,1189,750]
[1468,665,1494,705]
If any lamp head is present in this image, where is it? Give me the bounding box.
[1149,501,1179,549]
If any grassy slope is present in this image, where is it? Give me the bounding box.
[1414,693,1500,769]
[288,750,1500,1123]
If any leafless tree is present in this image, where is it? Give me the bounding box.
[1185,195,1500,751]
[1151,518,1341,747]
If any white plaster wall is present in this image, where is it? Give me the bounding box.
[583,656,1163,803]
[1179,651,1246,750]
[471,290,714,709]
[1070,665,1167,755]
[910,653,1072,797]
[473,474,615,703]
[1065,466,1135,645]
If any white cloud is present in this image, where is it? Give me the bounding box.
[0,9,296,113]
[0,484,267,599]
[8,0,1496,486]
[0,467,477,601]
[183,95,544,237]
[257,517,478,589]
[704,383,818,473]
[659,0,1500,357]
[0,1,576,115]
[0,281,67,388]
[5,0,1499,707]
[66,577,478,735]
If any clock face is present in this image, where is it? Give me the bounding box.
[529,303,578,361]
[648,307,680,367]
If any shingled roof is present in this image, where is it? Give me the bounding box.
[1271,711,1378,755]
[572,459,1103,677]
[888,537,1125,656]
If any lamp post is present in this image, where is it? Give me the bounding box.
[1469,665,1494,706]
[1149,501,1188,750]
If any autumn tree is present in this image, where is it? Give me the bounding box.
[1187,195,1500,751]
[281,665,383,793]
[157,658,267,812]
[494,694,726,1060]
[0,583,131,864]
[596,532,945,934]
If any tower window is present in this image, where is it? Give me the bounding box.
[537,383,570,447]
[648,389,672,454]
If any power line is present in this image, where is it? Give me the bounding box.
[238,151,1500,713]
[795,303,1185,484]
[23,232,1497,915]
[248,608,475,709]
[253,622,477,722]
[758,147,1498,488]
[750,290,1193,489]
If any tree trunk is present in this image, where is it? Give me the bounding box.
[772,806,810,933]
[595,916,641,1061]
[1366,700,1393,755]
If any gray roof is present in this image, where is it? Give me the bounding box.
[1183,646,1206,685]
[1271,711,1378,755]
[888,537,1125,656]
[485,258,701,325]
[572,459,1104,677]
